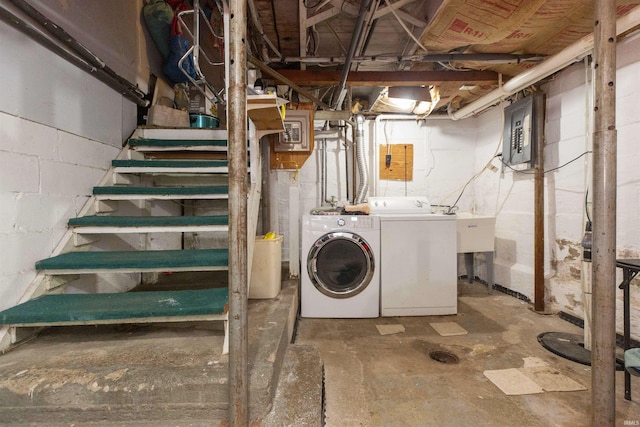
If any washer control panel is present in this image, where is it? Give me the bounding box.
[305,214,379,232]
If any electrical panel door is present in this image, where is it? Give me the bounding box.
[502,95,537,168]
[275,110,311,152]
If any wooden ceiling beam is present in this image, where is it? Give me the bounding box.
[276,70,499,86]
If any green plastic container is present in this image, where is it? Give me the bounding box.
[190,114,219,129]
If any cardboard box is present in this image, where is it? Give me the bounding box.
[146,104,190,128]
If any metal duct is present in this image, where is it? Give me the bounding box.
[333,0,373,110]
[320,138,327,206]
[355,114,369,203]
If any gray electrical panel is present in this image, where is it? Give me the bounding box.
[502,94,540,169]
[275,110,311,152]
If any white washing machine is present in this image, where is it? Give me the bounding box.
[369,197,457,316]
[301,214,380,318]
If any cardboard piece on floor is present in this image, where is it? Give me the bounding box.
[429,322,468,336]
[522,357,549,368]
[376,324,405,336]
[520,367,587,392]
[483,368,544,395]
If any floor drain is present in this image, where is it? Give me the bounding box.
[429,350,459,364]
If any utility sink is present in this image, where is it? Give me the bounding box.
[456,213,496,253]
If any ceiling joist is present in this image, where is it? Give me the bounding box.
[305,0,427,29]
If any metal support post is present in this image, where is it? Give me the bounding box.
[592,0,617,425]
[228,0,248,425]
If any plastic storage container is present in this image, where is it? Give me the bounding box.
[190,114,220,129]
[249,235,283,299]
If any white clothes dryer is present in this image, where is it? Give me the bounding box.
[369,197,457,316]
[301,214,380,318]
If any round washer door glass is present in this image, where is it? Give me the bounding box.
[307,231,375,298]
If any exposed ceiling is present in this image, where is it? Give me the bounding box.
[249,0,640,116]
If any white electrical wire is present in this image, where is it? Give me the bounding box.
[424,124,435,178]
[312,24,320,55]
[435,103,505,212]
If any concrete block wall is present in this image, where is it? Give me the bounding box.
[274,115,481,263]
[368,117,478,213]
[282,31,640,342]
[0,10,142,310]
[605,32,640,337]
[0,112,123,310]
[472,32,640,339]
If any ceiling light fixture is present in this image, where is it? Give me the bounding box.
[388,86,432,102]
[385,96,417,111]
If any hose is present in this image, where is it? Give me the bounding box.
[355,114,369,203]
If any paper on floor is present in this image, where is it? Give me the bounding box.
[429,322,468,336]
[483,368,544,395]
[522,356,549,368]
[485,356,587,395]
[520,367,587,392]
[376,324,405,335]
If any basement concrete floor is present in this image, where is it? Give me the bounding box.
[295,280,640,427]
[2,277,640,426]
[0,272,301,426]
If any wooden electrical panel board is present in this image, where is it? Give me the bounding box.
[379,144,414,181]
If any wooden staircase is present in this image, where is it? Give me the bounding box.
[0,127,260,354]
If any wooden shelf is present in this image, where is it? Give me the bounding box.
[247,94,286,138]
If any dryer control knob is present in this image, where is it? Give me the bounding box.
[337,218,346,227]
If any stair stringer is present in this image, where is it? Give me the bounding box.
[0,145,135,352]
[0,125,261,354]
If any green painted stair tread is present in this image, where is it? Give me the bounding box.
[0,287,228,326]
[36,249,229,271]
[112,159,228,168]
[93,186,229,195]
[128,138,227,147]
[69,215,229,227]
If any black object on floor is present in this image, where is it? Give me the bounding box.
[538,331,624,371]
[538,332,591,365]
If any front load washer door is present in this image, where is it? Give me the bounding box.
[307,231,375,298]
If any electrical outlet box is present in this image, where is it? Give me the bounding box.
[275,110,311,152]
